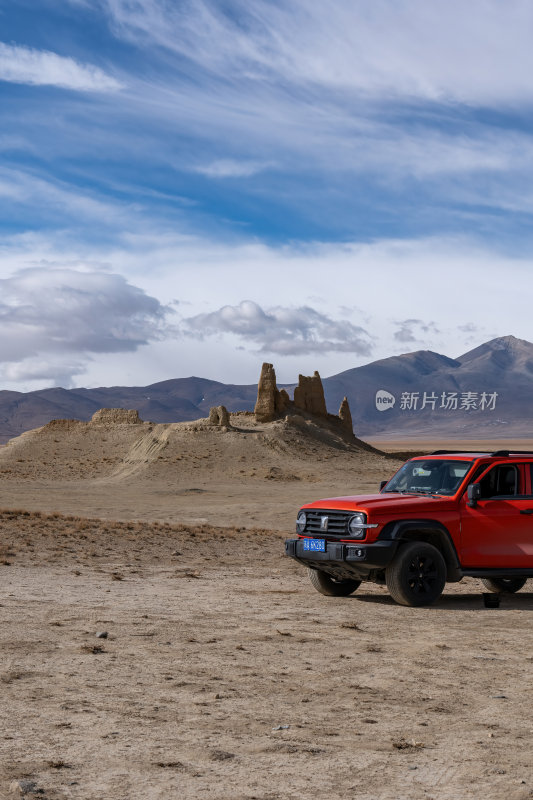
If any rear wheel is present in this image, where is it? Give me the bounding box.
[481,577,527,594]
[386,541,446,607]
[307,568,361,597]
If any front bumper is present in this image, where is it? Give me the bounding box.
[285,537,399,580]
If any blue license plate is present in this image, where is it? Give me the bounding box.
[303,538,326,552]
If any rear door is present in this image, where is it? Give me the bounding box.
[460,462,533,568]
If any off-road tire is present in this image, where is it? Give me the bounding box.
[385,541,446,607]
[307,568,361,597]
[481,576,527,594]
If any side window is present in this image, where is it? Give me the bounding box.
[479,464,520,498]
[469,463,490,485]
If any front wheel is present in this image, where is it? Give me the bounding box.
[385,541,446,607]
[308,568,361,597]
[481,577,527,594]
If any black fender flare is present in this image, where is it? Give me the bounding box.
[378,519,462,582]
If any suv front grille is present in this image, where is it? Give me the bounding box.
[303,509,353,538]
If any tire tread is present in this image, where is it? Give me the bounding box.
[308,568,361,597]
[481,576,527,594]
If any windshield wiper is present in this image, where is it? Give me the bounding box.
[385,489,441,498]
[384,489,425,495]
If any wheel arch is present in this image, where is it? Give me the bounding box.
[379,520,462,582]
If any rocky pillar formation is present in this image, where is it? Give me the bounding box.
[254,363,278,422]
[338,396,353,434]
[293,371,327,416]
[275,388,290,414]
[208,405,230,426]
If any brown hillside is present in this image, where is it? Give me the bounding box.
[0,409,400,529]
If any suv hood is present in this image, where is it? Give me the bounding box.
[302,493,457,514]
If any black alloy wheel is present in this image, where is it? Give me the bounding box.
[386,541,446,607]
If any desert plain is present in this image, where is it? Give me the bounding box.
[1,411,532,799]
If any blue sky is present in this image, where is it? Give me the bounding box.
[1,0,533,390]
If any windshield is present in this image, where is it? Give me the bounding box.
[383,459,474,496]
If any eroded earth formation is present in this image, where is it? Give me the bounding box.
[253,362,355,437]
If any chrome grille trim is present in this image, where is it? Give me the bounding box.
[303,509,354,537]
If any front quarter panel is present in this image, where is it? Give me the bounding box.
[300,495,460,544]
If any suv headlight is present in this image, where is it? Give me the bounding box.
[296,511,307,533]
[348,513,366,538]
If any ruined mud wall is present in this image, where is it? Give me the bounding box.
[253,362,354,436]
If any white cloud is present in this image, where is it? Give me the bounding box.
[184,300,374,356]
[0,267,172,385]
[2,357,87,387]
[0,230,531,389]
[194,159,272,178]
[0,42,123,92]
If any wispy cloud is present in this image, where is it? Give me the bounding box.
[0,42,123,92]
[3,2,533,252]
[184,300,374,356]
[102,0,533,107]
[194,159,273,178]
[87,2,533,223]
[394,319,440,344]
[0,165,153,231]
[137,78,533,181]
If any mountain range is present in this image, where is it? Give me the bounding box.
[323,335,533,439]
[1,335,532,443]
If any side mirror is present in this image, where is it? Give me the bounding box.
[380,480,388,491]
[467,483,481,508]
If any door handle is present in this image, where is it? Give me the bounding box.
[519,509,533,515]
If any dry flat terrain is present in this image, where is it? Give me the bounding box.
[0,414,532,799]
[367,438,533,453]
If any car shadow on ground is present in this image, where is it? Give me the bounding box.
[352,591,533,611]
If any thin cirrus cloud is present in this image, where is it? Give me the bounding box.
[184,300,374,356]
[102,0,533,107]
[0,42,123,92]
[2,2,533,243]
[0,268,172,385]
[83,0,533,221]
[0,165,151,230]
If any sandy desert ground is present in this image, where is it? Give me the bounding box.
[1,413,532,799]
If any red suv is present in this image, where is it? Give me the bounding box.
[285,451,533,606]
